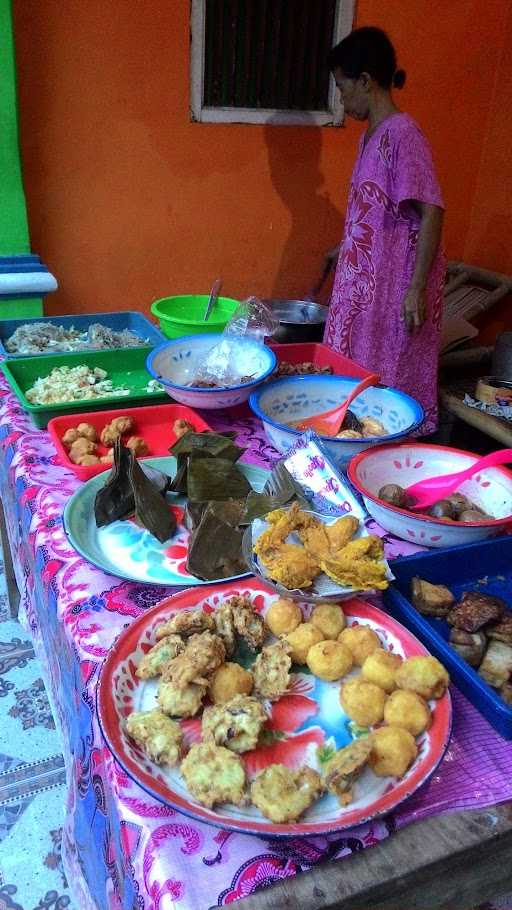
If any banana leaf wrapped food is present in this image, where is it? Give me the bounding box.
[94,439,175,542]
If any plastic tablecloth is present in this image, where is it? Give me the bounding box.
[1,387,511,910]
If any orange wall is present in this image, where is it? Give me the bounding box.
[11,0,512,316]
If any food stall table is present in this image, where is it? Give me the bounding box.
[0,383,511,910]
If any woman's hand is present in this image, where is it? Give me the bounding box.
[401,286,426,333]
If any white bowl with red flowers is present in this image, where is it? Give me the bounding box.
[348,442,512,548]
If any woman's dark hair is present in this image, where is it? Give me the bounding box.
[328,26,406,89]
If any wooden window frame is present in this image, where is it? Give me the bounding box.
[190,0,355,126]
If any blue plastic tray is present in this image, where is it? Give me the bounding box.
[384,536,512,739]
[0,311,165,357]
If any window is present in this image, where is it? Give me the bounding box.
[190,0,355,126]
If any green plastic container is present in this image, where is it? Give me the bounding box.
[151,294,239,339]
[2,347,168,428]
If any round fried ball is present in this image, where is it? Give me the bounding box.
[77,454,100,466]
[62,427,80,448]
[384,690,431,735]
[395,656,449,700]
[369,725,418,778]
[338,625,382,666]
[362,650,403,694]
[266,598,302,637]
[76,422,98,442]
[285,623,323,664]
[69,438,96,463]
[307,640,353,681]
[126,436,149,456]
[340,678,386,727]
[310,604,346,640]
[111,415,134,435]
[100,423,120,447]
[209,662,254,704]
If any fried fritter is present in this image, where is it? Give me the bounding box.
[298,524,331,561]
[447,592,506,633]
[395,656,449,700]
[125,709,182,765]
[285,622,323,664]
[310,604,346,640]
[479,641,512,688]
[135,635,185,679]
[253,641,292,701]
[361,649,402,694]
[369,725,418,778]
[449,629,487,667]
[266,598,303,637]
[260,544,320,590]
[209,662,254,704]
[340,677,387,727]
[155,609,215,641]
[180,743,246,808]
[250,764,324,823]
[384,690,431,736]
[325,515,360,551]
[214,600,237,656]
[162,631,226,688]
[202,695,267,754]
[320,536,388,591]
[307,640,353,681]
[323,737,373,806]
[229,595,266,651]
[338,625,382,666]
[157,680,206,717]
[255,503,320,558]
[487,614,512,645]
[411,577,455,617]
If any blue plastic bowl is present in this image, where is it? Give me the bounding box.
[146,334,277,409]
[249,374,424,467]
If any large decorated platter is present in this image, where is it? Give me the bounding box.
[97,578,452,836]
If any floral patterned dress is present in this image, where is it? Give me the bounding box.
[324,112,445,434]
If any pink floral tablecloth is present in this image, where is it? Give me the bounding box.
[1,387,511,910]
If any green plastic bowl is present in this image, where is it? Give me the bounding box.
[151,295,239,339]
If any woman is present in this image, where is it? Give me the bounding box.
[323,27,445,434]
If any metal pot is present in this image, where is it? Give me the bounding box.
[264,299,327,344]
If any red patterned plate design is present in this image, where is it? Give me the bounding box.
[98,579,452,837]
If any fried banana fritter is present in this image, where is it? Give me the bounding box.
[162,631,226,688]
[157,679,206,717]
[125,709,182,765]
[320,536,388,591]
[323,737,373,806]
[136,635,185,679]
[252,641,292,701]
[202,695,267,754]
[260,544,320,590]
[250,764,324,823]
[180,743,246,809]
[155,609,215,641]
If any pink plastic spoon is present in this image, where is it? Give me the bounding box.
[293,373,379,437]
[405,448,512,510]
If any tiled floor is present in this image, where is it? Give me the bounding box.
[0,556,75,910]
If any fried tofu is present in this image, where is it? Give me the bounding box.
[202,695,267,754]
[252,641,292,701]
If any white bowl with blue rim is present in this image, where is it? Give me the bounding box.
[249,375,424,468]
[146,334,277,409]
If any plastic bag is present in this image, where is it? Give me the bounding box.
[193,297,278,387]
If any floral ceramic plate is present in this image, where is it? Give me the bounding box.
[63,456,269,586]
[97,578,452,836]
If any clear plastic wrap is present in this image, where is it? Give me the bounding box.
[193,297,278,387]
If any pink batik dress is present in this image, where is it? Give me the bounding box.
[324,112,445,434]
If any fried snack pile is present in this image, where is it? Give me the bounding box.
[124,592,450,823]
[254,502,388,592]
[412,578,512,705]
